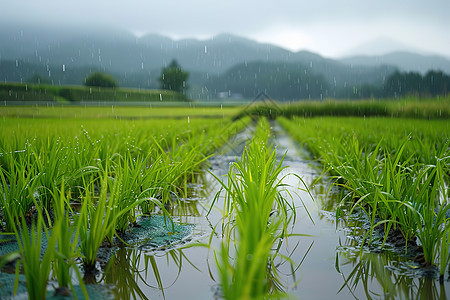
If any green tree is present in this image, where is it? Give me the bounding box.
[158,60,189,94]
[424,70,449,96]
[84,72,118,88]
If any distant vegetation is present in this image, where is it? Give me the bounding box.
[206,62,450,100]
[237,97,450,120]
[0,83,189,103]
[158,60,189,94]
[84,72,118,88]
[385,70,450,97]
[205,61,330,100]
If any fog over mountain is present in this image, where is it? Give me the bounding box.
[341,52,450,75]
[1,24,449,100]
[343,37,433,57]
[2,0,449,58]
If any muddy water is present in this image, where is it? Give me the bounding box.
[104,122,450,299]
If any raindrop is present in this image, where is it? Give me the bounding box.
[187,116,190,123]
[159,94,162,101]
[62,64,65,72]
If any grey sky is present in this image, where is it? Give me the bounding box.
[2,0,449,58]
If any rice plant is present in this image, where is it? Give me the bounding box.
[50,183,87,297]
[0,153,40,232]
[13,209,57,299]
[279,115,450,275]
[210,118,297,299]
[78,163,138,271]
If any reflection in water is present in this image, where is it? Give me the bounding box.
[337,236,449,299]
[104,247,198,300]
[104,248,149,299]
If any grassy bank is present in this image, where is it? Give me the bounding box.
[0,82,189,103]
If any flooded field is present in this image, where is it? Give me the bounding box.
[79,122,448,299]
[1,114,449,299]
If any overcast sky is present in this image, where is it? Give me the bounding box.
[2,0,449,58]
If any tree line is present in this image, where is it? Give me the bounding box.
[347,70,450,99]
[205,61,450,100]
[3,57,449,100]
[384,70,449,97]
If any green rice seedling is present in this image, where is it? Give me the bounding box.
[13,209,57,299]
[413,157,450,266]
[0,158,39,232]
[50,182,87,298]
[79,165,120,271]
[111,153,145,233]
[79,162,147,270]
[109,152,162,234]
[439,223,450,283]
[211,118,298,299]
[279,115,450,272]
[170,143,211,196]
[30,138,69,212]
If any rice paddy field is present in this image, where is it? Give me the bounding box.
[0,99,449,299]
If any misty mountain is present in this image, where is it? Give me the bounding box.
[205,61,394,100]
[1,23,448,99]
[344,37,431,57]
[341,52,450,74]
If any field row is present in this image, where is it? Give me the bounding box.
[279,116,450,280]
[0,115,250,298]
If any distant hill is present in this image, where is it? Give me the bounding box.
[340,52,450,74]
[1,22,449,100]
[343,37,430,57]
[204,61,394,100]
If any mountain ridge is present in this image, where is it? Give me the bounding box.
[2,22,449,73]
[340,51,450,74]
[1,23,449,99]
